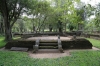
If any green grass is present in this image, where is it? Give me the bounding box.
[0,50,100,66]
[87,38,100,48]
[0,35,20,48]
[0,35,6,48]
[0,36,100,66]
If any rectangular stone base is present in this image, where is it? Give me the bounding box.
[10,47,28,51]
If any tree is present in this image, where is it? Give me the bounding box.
[93,3,100,31]
[52,0,80,32]
[0,0,36,41]
[31,1,53,32]
[0,14,4,34]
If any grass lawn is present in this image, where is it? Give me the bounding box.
[0,35,6,48]
[0,36,100,66]
[87,38,100,48]
[0,50,100,66]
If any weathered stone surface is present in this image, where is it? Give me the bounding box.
[62,38,92,49]
[10,47,28,51]
[5,36,92,49]
[58,39,64,53]
[33,39,40,53]
[5,40,35,49]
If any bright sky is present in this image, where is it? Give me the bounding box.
[47,0,100,6]
[81,0,100,6]
[81,0,100,19]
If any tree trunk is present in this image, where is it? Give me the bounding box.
[5,27,12,41]
[0,0,12,41]
[4,16,12,41]
[0,23,1,33]
[58,20,63,33]
[0,22,4,34]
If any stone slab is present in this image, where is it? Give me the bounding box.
[26,36,71,41]
[10,47,28,51]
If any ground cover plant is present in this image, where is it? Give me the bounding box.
[0,36,100,66]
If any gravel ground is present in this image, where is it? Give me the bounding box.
[26,36,71,41]
[28,49,71,59]
[28,47,100,59]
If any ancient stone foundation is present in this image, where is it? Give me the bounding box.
[5,37,92,49]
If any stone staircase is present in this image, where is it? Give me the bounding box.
[33,36,64,53]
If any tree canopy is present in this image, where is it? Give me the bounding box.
[0,0,37,40]
[0,0,100,41]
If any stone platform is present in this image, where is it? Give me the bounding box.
[5,36,93,49]
[26,36,71,42]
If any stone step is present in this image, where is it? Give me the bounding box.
[39,43,57,46]
[40,40,57,42]
[40,41,57,43]
[39,46,58,49]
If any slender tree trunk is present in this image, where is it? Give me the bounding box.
[65,23,66,32]
[36,16,47,32]
[0,22,4,34]
[0,23,1,34]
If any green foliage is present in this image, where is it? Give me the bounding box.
[0,0,38,41]
[30,1,53,32]
[1,0,99,37]
[84,21,95,31]
[93,3,100,30]
[11,0,92,32]
[85,4,95,17]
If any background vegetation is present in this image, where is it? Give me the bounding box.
[0,0,100,40]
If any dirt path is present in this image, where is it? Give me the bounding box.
[28,49,71,59]
[28,47,100,59]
